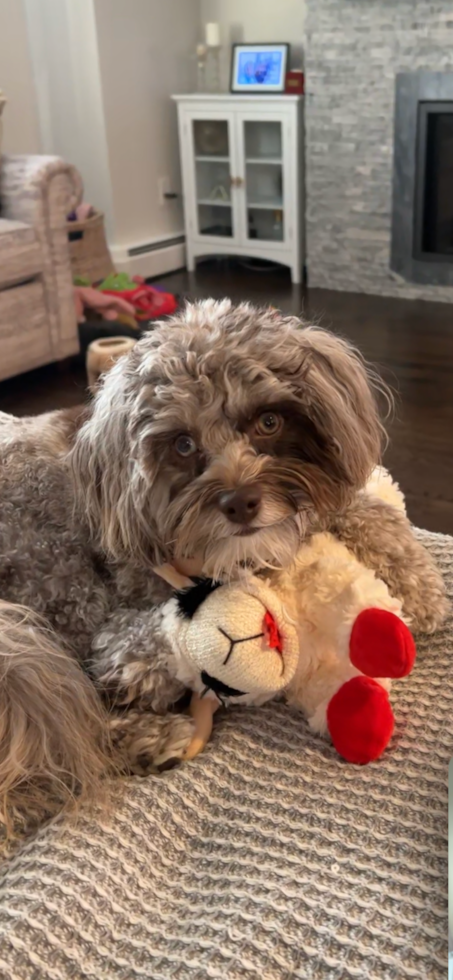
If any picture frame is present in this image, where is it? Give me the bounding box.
[230,43,290,94]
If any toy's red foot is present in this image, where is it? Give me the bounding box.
[349,608,416,679]
[327,676,394,764]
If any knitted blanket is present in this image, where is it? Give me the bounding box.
[0,530,451,980]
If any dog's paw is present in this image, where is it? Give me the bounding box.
[109,710,195,775]
[151,714,197,773]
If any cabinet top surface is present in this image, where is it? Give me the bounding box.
[172,93,302,103]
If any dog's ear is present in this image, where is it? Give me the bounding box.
[69,354,166,566]
[274,323,388,492]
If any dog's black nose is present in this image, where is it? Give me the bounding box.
[218,486,262,525]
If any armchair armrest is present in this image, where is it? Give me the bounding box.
[0,154,82,227]
[0,155,83,358]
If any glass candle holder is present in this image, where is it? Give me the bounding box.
[205,46,222,93]
[196,43,208,92]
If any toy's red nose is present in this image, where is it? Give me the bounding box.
[263,611,283,654]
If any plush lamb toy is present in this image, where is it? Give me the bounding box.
[157,468,416,766]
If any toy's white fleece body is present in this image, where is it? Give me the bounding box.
[275,535,399,733]
[365,465,406,513]
[276,467,407,733]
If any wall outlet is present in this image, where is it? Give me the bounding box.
[158,176,171,207]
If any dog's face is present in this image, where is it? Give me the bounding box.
[72,301,384,579]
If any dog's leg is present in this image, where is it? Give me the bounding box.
[331,494,449,634]
[90,607,194,773]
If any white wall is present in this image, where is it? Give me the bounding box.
[22,0,198,272]
[0,0,41,153]
[200,0,305,74]
[23,0,116,241]
[94,0,199,256]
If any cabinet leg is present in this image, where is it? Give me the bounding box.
[186,244,195,273]
[291,263,301,285]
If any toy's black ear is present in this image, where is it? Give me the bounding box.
[175,578,222,619]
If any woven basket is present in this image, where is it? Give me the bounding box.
[68,210,115,283]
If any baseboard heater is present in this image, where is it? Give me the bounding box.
[128,234,186,258]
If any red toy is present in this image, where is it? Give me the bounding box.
[99,275,178,320]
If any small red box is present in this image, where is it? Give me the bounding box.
[285,70,304,95]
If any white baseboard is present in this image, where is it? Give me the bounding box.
[109,234,186,280]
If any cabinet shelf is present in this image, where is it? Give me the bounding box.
[197,198,231,208]
[195,155,230,163]
[247,199,283,211]
[246,157,282,165]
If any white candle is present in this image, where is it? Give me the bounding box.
[205,22,220,47]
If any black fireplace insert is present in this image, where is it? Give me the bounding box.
[391,72,453,287]
[414,102,453,261]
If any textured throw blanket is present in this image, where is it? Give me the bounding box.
[0,529,451,980]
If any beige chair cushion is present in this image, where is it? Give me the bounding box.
[0,218,43,289]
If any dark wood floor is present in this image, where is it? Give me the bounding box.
[1,258,452,535]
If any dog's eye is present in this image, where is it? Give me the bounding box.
[255,411,283,437]
[175,434,197,457]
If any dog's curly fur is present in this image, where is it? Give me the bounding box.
[0,600,110,838]
[0,300,448,840]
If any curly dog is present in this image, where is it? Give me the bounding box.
[0,301,447,840]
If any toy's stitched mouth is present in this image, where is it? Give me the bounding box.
[218,625,265,665]
[215,607,285,690]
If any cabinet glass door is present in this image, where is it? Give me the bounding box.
[243,120,285,244]
[192,119,234,239]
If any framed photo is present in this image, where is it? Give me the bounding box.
[230,44,290,94]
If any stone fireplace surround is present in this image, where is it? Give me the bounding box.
[304,0,453,301]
